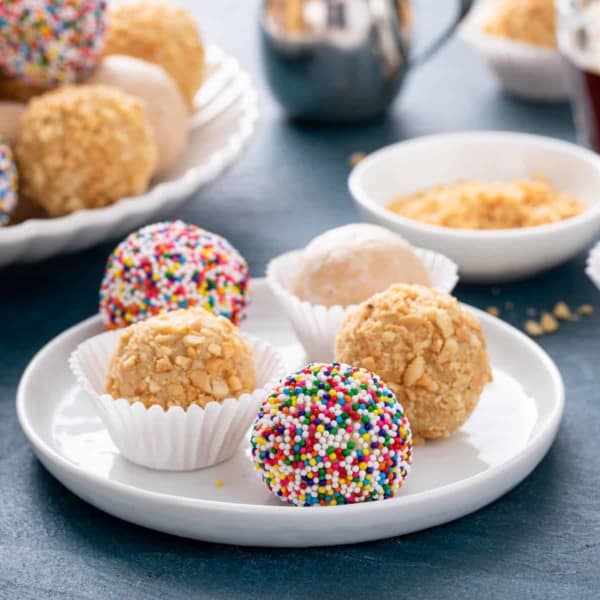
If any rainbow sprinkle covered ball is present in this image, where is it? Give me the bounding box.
[251,362,413,506]
[99,221,250,329]
[0,0,107,86]
[0,138,18,226]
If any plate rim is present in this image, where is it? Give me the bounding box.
[16,279,565,521]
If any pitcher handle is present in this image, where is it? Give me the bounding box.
[409,0,473,67]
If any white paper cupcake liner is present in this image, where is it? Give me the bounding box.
[266,247,459,363]
[69,329,285,471]
[586,241,600,290]
[460,0,568,102]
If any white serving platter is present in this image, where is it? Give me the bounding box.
[17,279,564,547]
[0,45,258,267]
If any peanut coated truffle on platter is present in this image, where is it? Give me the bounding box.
[88,55,189,178]
[105,307,256,410]
[251,362,413,506]
[16,84,157,217]
[99,221,251,330]
[0,0,107,87]
[103,0,205,105]
[335,284,492,444]
[0,137,18,227]
[293,223,432,307]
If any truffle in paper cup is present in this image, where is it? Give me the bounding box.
[266,247,458,363]
[69,329,285,471]
[586,241,600,290]
[460,0,568,102]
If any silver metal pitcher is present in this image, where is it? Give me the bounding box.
[260,0,473,123]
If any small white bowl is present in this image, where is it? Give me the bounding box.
[460,0,568,102]
[349,132,600,283]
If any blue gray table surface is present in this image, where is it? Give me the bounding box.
[1,1,599,598]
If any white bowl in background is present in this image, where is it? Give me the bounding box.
[349,132,600,283]
[459,0,568,102]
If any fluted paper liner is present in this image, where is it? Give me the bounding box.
[69,330,285,471]
[586,242,600,291]
[266,247,459,363]
[460,0,568,102]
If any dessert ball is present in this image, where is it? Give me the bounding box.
[103,1,205,105]
[106,308,256,409]
[293,223,431,307]
[88,55,188,177]
[251,362,413,506]
[0,0,107,86]
[99,221,250,329]
[16,84,157,216]
[0,138,18,226]
[0,101,25,146]
[336,284,492,442]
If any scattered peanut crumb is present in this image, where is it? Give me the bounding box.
[524,320,544,336]
[553,301,572,320]
[579,304,594,316]
[348,152,366,168]
[505,301,515,311]
[540,312,559,333]
[486,306,501,317]
[526,307,537,317]
[215,479,223,488]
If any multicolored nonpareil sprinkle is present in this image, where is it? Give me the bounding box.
[0,138,18,226]
[251,362,413,507]
[0,0,107,86]
[99,221,250,329]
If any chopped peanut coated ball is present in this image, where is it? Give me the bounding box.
[16,84,157,216]
[106,308,256,409]
[335,284,492,442]
[103,1,205,105]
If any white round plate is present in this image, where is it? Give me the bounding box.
[0,45,258,267]
[17,279,564,547]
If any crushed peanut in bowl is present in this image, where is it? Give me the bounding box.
[482,0,557,49]
[386,177,587,231]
